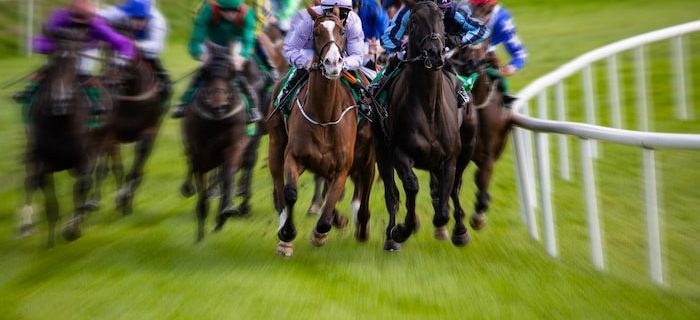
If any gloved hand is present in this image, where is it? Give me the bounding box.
[499,64,516,77]
[112,55,129,67]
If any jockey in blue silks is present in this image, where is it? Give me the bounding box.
[466,0,527,104]
[370,0,490,108]
[100,0,172,101]
[352,0,389,69]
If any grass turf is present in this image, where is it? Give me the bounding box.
[0,0,699,318]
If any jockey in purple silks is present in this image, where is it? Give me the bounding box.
[274,0,374,117]
[13,0,136,116]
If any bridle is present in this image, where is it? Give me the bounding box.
[404,2,445,69]
[309,14,346,78]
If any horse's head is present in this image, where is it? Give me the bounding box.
[451,41,490,74]
[194,43,239,119]
[40,27,88,116]
[308,6,346,80]
[406,0,446,70]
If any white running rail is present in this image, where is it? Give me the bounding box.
[511,21,700,285]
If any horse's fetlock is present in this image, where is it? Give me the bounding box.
[283,184,297,205]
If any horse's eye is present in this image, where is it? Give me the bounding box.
[313,31,320,37]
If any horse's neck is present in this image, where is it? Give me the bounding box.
[128,60,154,93]
[473,71,491,104]
[306,72,346,121]
[405,64,443,111]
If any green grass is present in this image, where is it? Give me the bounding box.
[0,0,699,318]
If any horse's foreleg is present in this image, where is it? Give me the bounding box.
[307,175,324,216]
[391,154,419,244]
[195,172,208,242]
[353,165,375,242]
[472,159,494,230]
[63,165,92,242]
[181,166,196,197]
[235,132,262,215]
[279,156,301,243]
[311,171,349,247]
[112,144,126,210]
[119,134,156,215]
[450,155,471,246]
[85,154,108,211]
[19,166,38,237]
[39,173,59,248]
[214,164,235,232]
[376,152,401,251]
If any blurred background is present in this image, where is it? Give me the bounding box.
[0,0,698,318]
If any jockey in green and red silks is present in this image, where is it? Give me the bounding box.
[171,0,262,123]
[13,0,136,120]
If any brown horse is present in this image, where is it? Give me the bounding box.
[181,44,250,242]
[88,46,168,215]
[374,0,476,251]
[451,43,512,231]
[24,28,93,247]
[267,7,375,257]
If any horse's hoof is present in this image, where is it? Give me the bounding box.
[61,219,82,242]
[310,229,329,247]
[236,203,251,217]
[470,213,487,231]
[333,213,349,229]
[115,190,133,215]
[180,183,195,198]
[434,226,449,240]
[18,223,35,238]
[383,239,401,252]
[451,229,471,247]
[354,223,370,242]
[213,216,226,233]
[390,225,409,243]
[276,241,294,257]
[306,203,322,216]
[83,199,100,212]
[278,228,297,243]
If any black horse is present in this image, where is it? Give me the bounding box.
[374,0,477,251]
[24,28,93,247]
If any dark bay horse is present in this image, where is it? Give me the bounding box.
[267,7,375,257]
[24,28,93,247]
[89,47,168,215]
[375,0,476,251]
[181,45,250,242]
[451,43,512,231]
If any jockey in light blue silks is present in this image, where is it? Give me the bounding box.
[465,0,527,104]
[274,0,373,117]
[99,0,172,101]
[370,0,490,108]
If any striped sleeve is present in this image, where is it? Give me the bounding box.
[453,10,489,46]
[380,7,410,54]
[495,10,527,70]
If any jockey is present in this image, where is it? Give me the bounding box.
[171,0,262,122]
[275,0,371,116]
[467,0,526,104]
[13,0,135,116]
[371,0,490,108]
[99,0,171,101]
[270,0,303,32]
[353,0,389,69]
[246,0,281,82]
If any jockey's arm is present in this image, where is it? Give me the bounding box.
[343,12,365,71]
[454,10,489,47]
[188,3,212,60]
[282,10,314,69]
[91,16,136,59]
[239,8,257,59]
[381,6,410,55]
[135,10,167,59]
[497,13,527,74]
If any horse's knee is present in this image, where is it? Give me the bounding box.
[475,191,491,212]
[403,175,419,196]
[283,184,297,206]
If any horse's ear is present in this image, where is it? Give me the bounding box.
[404,0,416,8]
[307,6,319,20]
[332,4,340,17]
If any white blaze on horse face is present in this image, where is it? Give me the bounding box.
[320,21,343,79]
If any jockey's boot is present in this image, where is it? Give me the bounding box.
[368,55,401,96]
[79,75,105,115]
[237,76,262,123]
[457,85,470,108]
[274,68,308,109]
[503,94,518,108]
